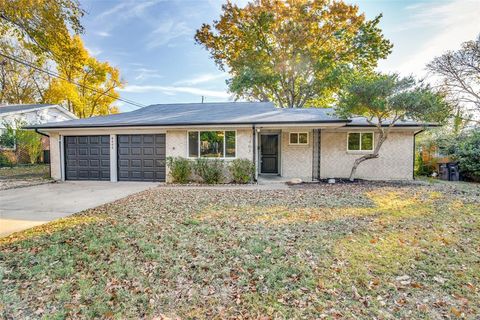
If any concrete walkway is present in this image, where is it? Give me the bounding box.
[0,181,158,237]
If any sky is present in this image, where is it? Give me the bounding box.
[79,0,480,112]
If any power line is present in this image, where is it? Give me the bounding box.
[0,52,146,109]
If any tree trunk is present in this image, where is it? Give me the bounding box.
[349,129,388,181]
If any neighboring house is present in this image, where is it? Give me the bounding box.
[0,104,77,132]
[0,104,77,150]
[28,102,434,182]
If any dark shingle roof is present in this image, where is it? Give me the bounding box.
[28,102,434,129]
[0,104,58,115]
[30,102,349,129]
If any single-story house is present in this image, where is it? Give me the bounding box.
[28,102,432,182]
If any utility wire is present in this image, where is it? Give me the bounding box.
[0,51,146,109]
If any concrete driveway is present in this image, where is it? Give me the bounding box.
[0,181,158,237]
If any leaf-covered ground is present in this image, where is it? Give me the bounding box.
[0,182,479,319]
[0,165,50,190]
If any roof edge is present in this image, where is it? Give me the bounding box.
[25,119,351,130]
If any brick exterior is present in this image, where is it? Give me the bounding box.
[280,129,313,180]
[320,130,414,180]
[47,127,415,182]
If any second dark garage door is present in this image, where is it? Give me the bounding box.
[117,134,166,181]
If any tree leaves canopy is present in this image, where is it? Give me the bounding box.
[337,73,452,125]
[0,0,84,58]
[195,0,392,108]
[0,1,123,118]
[44,36,123,118]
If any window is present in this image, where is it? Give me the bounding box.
[289,132,308,145]
[188,131,236,158]
[348,132,374,151]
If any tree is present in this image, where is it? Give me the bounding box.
[453,129,480,181]
[0,37,49,104]
[336,73,452,181]
[427,35,480,114]
[0,0,84,59]
[1,1,122,118]
[44,36,123,118]
[195,0,392,108]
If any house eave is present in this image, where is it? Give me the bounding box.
[26,120,351,131]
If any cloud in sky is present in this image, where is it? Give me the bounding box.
[119,84,231,99]
[133,68,164,82]
[146,20,193,49]
[85,45,102,57]
[174,73,227,86]
[95,31,111,37]
[96,0,159,21]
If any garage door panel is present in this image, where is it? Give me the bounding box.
[131,147,142,155]
[117,134,165,182]
[78,148,88,156]
[118,136,129,143]
[119,147,129,155]
[65,135,110,181]
[143,159,154,167]
[89,136,99,144]
[142,147,153,155]
[131,159,141,167]
[131,136,142,143]
[143,135,154,143]
[78,136,88,144]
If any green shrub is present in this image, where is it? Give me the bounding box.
[0,151,15,167]
[193,158,224,184]
[454,129,480,181]
[167,157,192,183]
[1,120,42,164]
[414,152,434,177]
[229,158,255,183]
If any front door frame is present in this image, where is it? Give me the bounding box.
[259,132,281,175]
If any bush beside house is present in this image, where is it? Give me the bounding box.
[416,128,480,181]
[0,123,44,167]
[167,157,255,184]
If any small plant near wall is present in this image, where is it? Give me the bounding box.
[166,157,192,183]
[229,158,255,184]
[193,158,224,184]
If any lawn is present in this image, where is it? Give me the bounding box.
[0,164,50,190]
[0,182,479,319]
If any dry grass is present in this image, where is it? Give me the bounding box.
[0,182,479,319]
[0,165,50,190]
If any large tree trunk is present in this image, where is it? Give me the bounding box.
[349,129,388,181]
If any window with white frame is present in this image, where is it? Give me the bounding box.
[188,131,236,158]
[347,132,374,151]
[289,132,308,145]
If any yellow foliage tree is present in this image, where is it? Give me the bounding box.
[45,36,123,118]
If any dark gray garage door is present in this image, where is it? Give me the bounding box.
[117,134,166,181]
[65,135,110,180]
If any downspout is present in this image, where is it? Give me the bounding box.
[35,129,51,178]
[252,124,257,182]
[413,129,424,180]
